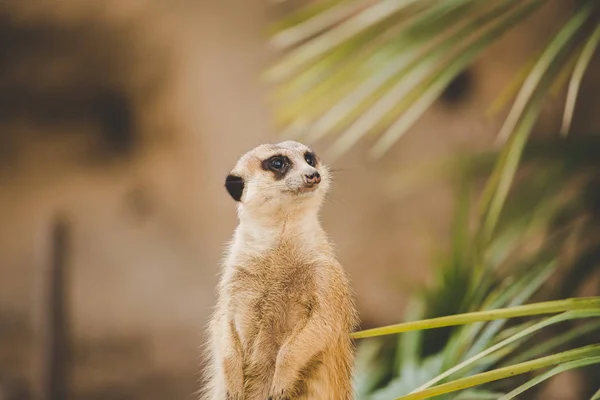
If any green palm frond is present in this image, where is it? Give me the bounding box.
[561,23,600,136]
[399,345,600,400]
[268,2,600,399]
[348,137,600,398]
[268,0,599,161]
[408,309,600,394]
[352,298,600,339]
[497,356,600,400]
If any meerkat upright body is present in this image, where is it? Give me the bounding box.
[202,141,358,400]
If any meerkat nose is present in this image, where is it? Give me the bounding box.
[304,171,321,186]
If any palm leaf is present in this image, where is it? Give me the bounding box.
[270,0,371,49]
[270,0,599,160]
[503,320,600,366]
[442,260,557,370]
[365,0,545,160]
[270,2,600,398]
[561,23,600,136]
[302,0,492,144]
[397,345,600,400]
[411,310,600,393]
[266,0,423,81]
[477,2,595,246]
[494,2,595,145]
[453,390,507,400]
[351,297,600,339]
[497,356,600,400]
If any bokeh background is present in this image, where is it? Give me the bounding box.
[0,1,598,399]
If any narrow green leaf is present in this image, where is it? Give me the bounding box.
[410,310,600,393]
[442,260,556,370]
[561,23,600,136]
[396,344,600,400]
[268,0,345,35]
[323,49,440,161]
[478,89,545,246]
[271,0,369,50]
[265,0,422,81]
[486,50,541,118]
[591,387,600,400]
[498,356,600,400]
[366,0,543,160]
[503,319,600,365]
[494,2,594,145]
[477,3,595,246]
[351,297,600,339]
[273,0,482,126]
[452,390,504,400]
[302,42,422,143]
[453,390,506,400]
[305,1,527,156]
[396,299,425,373]
[273,14,403,113]
[280,0,495,139]
[548,40,584,98]
[463,259,557,360]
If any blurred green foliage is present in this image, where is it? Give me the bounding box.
[269,0,600,398]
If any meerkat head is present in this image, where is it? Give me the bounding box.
[224,141,330,217]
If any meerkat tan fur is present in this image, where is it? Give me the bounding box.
[201,141,359,400]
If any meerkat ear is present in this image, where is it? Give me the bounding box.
[225,174,244,202]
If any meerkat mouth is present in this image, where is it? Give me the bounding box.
[300,184,319,192]
[284,185,319,196]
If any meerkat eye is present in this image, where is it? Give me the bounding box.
[304,152,316,167]
[269,156,285,170]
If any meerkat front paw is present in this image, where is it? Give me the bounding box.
[267,392,290,400]
[224,381,243,397]
[223,358,244,400]
[268,380,295,400]
[224,380,243,400]
[270,352,299,399]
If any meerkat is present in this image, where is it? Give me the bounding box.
[201,141,359,400]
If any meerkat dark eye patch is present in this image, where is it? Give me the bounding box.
[304,151,317,167]
[225,174,244,202]
[261,155,291,180]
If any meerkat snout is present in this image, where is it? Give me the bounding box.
[303,171,321,186]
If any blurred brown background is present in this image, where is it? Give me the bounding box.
[0,1,598,399]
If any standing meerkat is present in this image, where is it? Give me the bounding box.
[201,141,359,400]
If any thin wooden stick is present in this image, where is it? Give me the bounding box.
[38,216,71,400]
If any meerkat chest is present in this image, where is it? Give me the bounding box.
[227,258,317,346]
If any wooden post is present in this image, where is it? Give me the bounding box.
[37,216,71,400]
